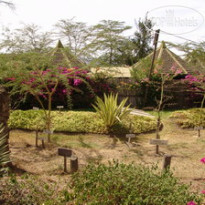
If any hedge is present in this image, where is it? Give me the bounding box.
[170,108,205,128]
[8,110,157,134]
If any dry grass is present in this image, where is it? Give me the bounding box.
[8,113,205,192]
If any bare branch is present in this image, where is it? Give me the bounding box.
[0,0,15,10]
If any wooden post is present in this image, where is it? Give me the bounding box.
[198,129,201,137]
[41,138,45,149]
[58,148,72,173]
[148,29,160,80]
[64,156,67,172]
[156,145,159,154]
[35,130,38,147]
[144,29,160,107]
[38,137,45,149]
[162,155,172,171]
[70,156,78,173]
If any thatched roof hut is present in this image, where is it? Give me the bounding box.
[50,40,84,68]
[90,66,132,78]
[134,41,195,75]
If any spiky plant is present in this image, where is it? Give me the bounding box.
[92,93,131,132]
[0,123,10,173]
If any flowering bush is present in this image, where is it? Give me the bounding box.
[182,74,205,108]
[6,67,116,109]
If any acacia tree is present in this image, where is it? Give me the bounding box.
[0,24,54,53]
[91,20,131,66]
[0,0,14,9]
[55,18,94,62]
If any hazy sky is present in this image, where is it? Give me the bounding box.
[0,0,204,48]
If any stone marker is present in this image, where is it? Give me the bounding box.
[150,139,168,146]
[194,126,203,130]
[162,154,172,171]
[33,106,39,110]
[57,105,64,110]
[58,148,72,157]
[43,129,54,134]
[58,148,73,173]
[194,126,203,137]
[126,134,136,143]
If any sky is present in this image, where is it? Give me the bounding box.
[0,0,204,52]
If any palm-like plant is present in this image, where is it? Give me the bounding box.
[92,93,131,132]
[0,123,10,170]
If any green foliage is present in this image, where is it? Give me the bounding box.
[91,20,131,66]
[8,110,157,134]
[92,93,131,132]
[0,174,66,205]
[132,16,154,62]
[69,161,202,205]
[0,24,53,53]
[0,52,54,81]
[170,108,205,128]
[0,123,10,174]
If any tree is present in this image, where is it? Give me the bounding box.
[0,24,54,53]
[5,67,93,142]
[132,16,154,63]
[91,20,131,66]
[0,0,15,9]
[0,123,10,174]
[55,18,93,62]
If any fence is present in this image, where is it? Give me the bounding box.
[113,78,204,109]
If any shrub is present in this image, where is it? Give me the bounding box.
[92,93,131,132]
[0,174,66,205]
[69,161,202,205]
[170,108,205,128]
[0,123,10,175]
[8,110,157,134]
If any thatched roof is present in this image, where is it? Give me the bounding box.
[50,40,84,68]
[188,58,205,74]
[90,66,132,78]
[134,41,195,75]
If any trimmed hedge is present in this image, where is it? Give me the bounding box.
[8,110,157,134]
[170,108,205,128]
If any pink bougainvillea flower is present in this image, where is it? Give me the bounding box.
[201,190,205,194]
[6,77,16,81]
[187,201,197,205]
[200,157,205,164]
[62,89,67,94]
[74,79,82,86]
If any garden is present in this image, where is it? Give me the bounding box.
[0,59,204,205]
[0,1,205,204]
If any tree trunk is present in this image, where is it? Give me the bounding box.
[0,86,10,168]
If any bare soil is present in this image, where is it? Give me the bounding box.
[8,115,205,193]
